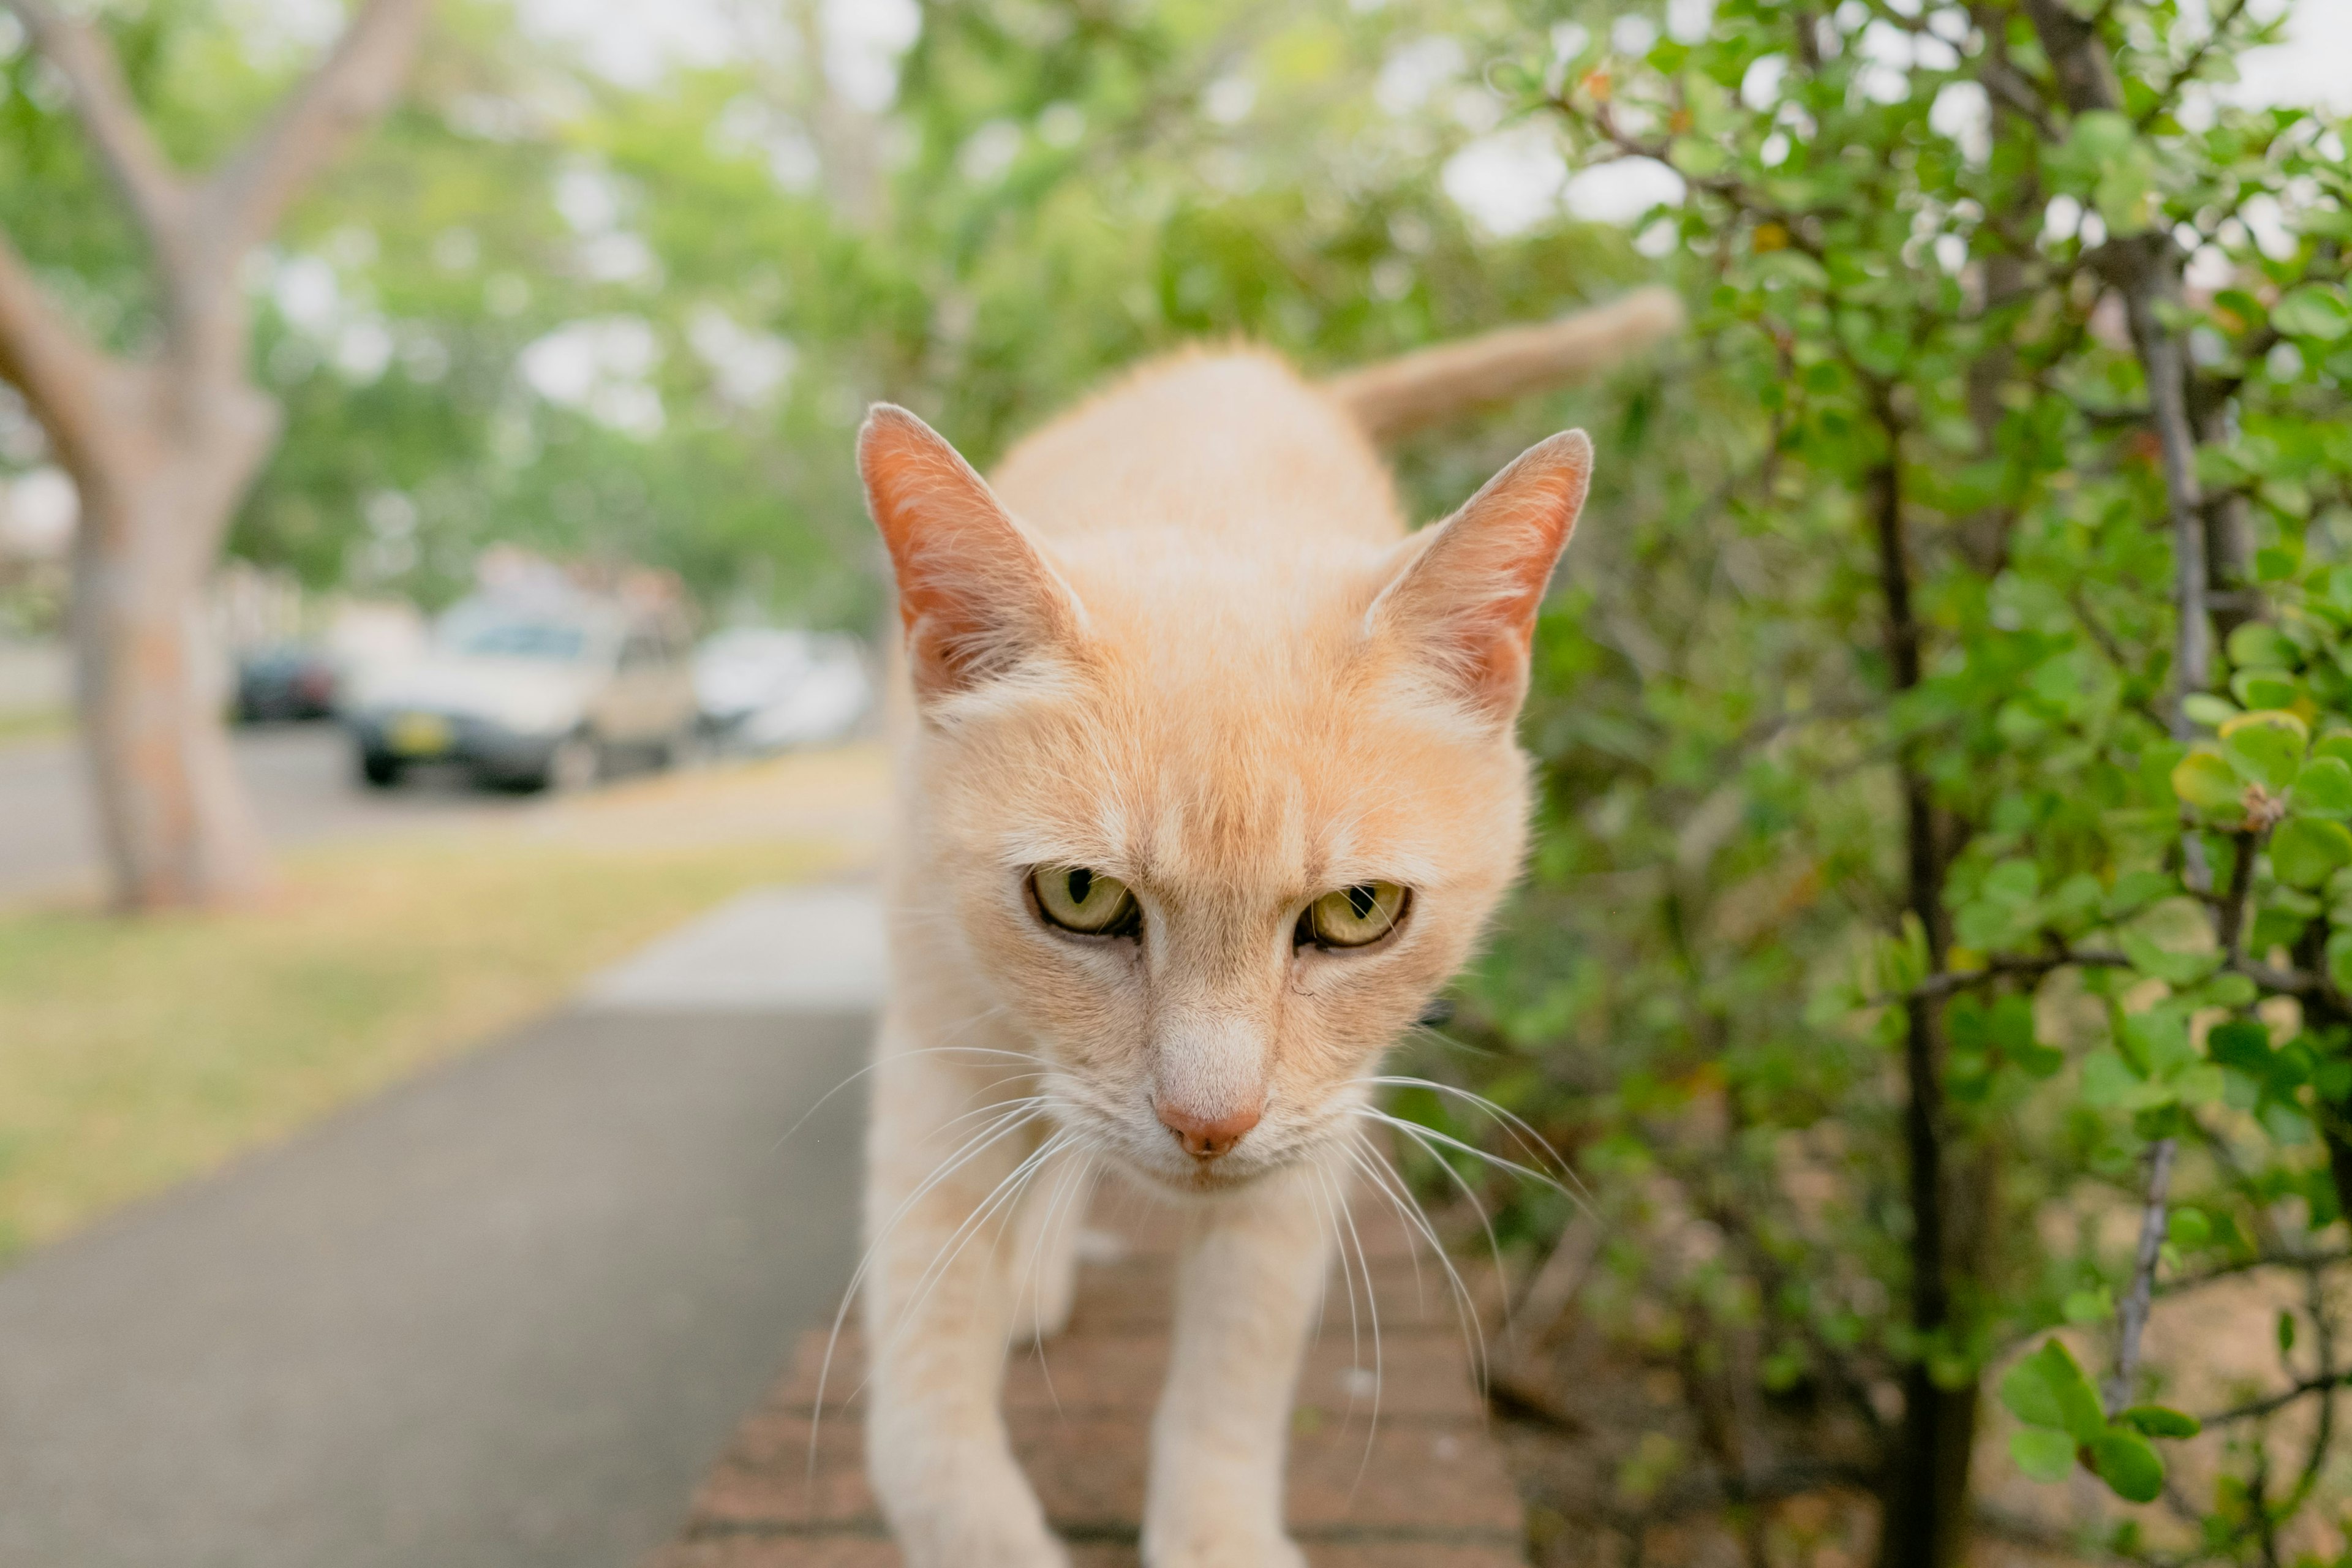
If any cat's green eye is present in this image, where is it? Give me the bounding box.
[1032,865,1140,936]
[1303,882,1409,949]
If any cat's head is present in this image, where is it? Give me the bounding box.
[860,402,1589,1193]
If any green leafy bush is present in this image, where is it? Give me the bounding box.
[1423,1,2352,1563]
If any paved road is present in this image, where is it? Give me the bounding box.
[0,723,539,900]
[0,889,883,1568]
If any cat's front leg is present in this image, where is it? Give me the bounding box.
[863,1038,1069,1568]
[1141,1158,1336,1568]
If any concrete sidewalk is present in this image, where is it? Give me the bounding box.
[0,884,885,1568]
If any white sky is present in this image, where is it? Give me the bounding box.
[497,0,2351,240]
[504,0,2351,109]
[2231,0,2352,115]
[512,0,918,96]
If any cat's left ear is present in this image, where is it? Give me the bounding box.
[1371,429,1591,723]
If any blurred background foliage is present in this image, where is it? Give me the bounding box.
[1,0,1649,628]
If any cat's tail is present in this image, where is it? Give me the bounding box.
[1324,285,1683,443]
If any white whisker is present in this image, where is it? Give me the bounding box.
[1356,1105,1588,1219]
[1016,1142,1095,1417]
[1326,1161,1384,1500]
[1360,1074,1597,1213]
[1343,1133,1490,1393]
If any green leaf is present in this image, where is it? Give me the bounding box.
[1982,859,2040,905]
[2166,1208,2211,1248]
[2013,1039,2067,1079]
[2105,870,2176,916]
[2010,1427,2078,1483]
[2171,749,2245,814]
[2119,930,2220,986]
[2328,928,2352,995]
[2221,715,2305,793]
[2207,1018,2273,1072]
[1999,1351,2068,1430]
[2062,1286,2113,1324]
[2119,1404,2201,1439]
[2122,1008,2195,1077]
[2314,733,2352,769]
[2206,972,2259,1008]
[2064,110,2138,164]
[2082,1050,2145,1107]
[2296,756,2352,818]
[2177,1062,2226,1104]
[2089,1428,2165,1503]
[2272,818,2352,889]
[1999,1340,2107,1442]
[2182,693,2240,729]
[2228,623,2301,670]
[2274,285,2352,342]
[2233,671,2298,710]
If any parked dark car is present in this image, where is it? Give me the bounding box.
[235,644,338,722]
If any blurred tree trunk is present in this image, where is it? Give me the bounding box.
[0,0,431,910]
[69,374,279,906]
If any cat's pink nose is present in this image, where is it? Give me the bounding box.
[1156,1099,1262,1161]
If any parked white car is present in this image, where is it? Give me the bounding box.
[693,628,872,753]
[344,596,697,791]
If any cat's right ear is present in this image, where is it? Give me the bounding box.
[1370,428,1591,724]
[858,404,1085,702]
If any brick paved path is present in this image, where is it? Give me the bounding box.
[650,1183,1527,1567]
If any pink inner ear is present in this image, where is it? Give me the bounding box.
[858,404,1076,698]
[1380,429,1592,718]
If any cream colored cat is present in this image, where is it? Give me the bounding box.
[853,291,1675,1568]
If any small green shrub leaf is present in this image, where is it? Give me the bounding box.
[2171,750,2245,814]
[2011,1427,2078,1482]
[2274,285,2352,341]
[2119,1404,2201,1439]
[2222,716,2305,793]
[2228,624,2301,670]
[2272,818,2352,889]
[2295,756,2352,818]
[2233,671,2299,710]
[2089,1428,2166,1503]
[2182,693,2241,729]
[1999,1340,2107,1442]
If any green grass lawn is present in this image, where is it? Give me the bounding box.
[0,831,840,1263]
[0,707,69,748]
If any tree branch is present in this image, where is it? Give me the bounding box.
[2228,955,2340,1006]
[2138,0,2253,129]
[2159,1249,2352,1297]
[1,0,187,244]
[0,224,109,468]
[1973,56,2059,141]
[2201,1370,2352,1430]
[207,0,433,255]
[2217,827,2260,960]
[1878,949,2133,1006]
[2106,1137,2175,1414]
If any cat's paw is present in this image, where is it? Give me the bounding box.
[900,1518,1070,1568]
[887,1478,1070,1568]
[1140,1518,1307,1568]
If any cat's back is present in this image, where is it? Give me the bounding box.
[987,347,1405,548]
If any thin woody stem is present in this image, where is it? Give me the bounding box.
[2106,1138,2176,1414]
